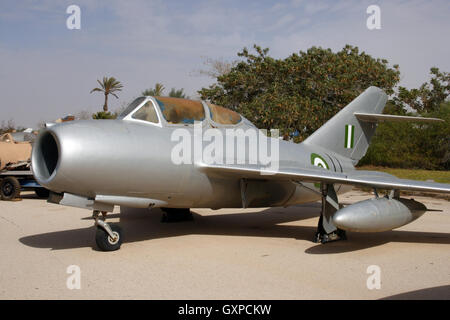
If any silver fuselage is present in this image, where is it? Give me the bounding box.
[32,116,354,209]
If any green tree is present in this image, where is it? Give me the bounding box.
[90,77,123,112]
[92,111,117,119]
[199,44,400,141]
[392,68,450,114]
[168,88,187,98]
[142,83,187,98]
[142,83,165,96]
[360,69,450,170]
[360,102,450,170]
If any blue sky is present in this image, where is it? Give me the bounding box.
[1,0,449,127]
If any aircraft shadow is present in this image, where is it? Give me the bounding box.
[19,204,450,253]
[381,285,450,300]
[19,194,40,199]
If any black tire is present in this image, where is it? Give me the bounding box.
[35,188,50,198]
[95,224,122,251]
[1,176,21,200]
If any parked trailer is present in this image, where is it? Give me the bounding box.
[0,170,49,200]
[0,130,48,200]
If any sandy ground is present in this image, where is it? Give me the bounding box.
[0,190,449,300]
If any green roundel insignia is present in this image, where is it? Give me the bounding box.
[311,153,329,170]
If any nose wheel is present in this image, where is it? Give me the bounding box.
[93,210,122,251]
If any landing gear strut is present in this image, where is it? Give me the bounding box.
[314,183,346,244]
[93,210,122,251]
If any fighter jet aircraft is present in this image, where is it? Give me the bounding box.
[31,87,450,251]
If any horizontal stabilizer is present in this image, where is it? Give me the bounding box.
[354,113,444,123]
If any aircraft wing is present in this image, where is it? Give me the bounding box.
[198,163,450,194]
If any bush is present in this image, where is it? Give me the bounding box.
[359,102,450,170]
[92,111,117,119]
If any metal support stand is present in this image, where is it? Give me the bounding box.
[314,184,346,244]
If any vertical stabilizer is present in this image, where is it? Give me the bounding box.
[303,86,388,163]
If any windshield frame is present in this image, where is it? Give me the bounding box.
[117,97,147,119]
[120,97,162,127]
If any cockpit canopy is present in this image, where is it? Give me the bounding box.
[206,103,241,125]
[119,96,242,126]
[155,97,205,124]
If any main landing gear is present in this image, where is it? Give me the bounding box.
[314,184,347,244]
[93,210,122,251]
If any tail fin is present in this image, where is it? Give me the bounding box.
[303,86,387,163]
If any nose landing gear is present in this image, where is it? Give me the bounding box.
[93,210,122,251]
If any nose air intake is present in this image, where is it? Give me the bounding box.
[32,130,60,183]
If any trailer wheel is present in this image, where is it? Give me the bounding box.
[1,176,21,200]
[35,188,50,198]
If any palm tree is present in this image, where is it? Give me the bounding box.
[90,77,123,112]
[142,83,165,96]
[168,88,186,98]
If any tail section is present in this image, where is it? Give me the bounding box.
[303,86,388,163]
